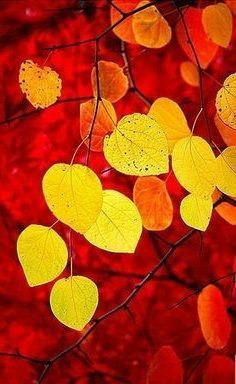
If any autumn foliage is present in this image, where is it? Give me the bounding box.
[1,0,236,383]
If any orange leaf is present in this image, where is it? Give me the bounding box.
[110,0,139,44]
[132,1,171,48]
[80,99,117,152]
[176,7,218,69]
[214,113,236,147]
[91,61,129,103]
[147,345,183,384]
[180,61,199,87]
[197,285,232,349]
[213,189,236,225]
[133,176,173,231]
[226,0,236,15]
[203,355,234,384]
[202,3,232,48]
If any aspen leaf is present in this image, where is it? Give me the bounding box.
[104,113,169,176]
[213,189,236,225]
[202,3,232,48]
[147,345,183,384]
[42,163,103,233]
[133,176,173,231]
[80,98,117,152]
[84,190,142,253]
[180,193,212,231]
[110,0,139,44]
[197,284,232,349]
[203,355,234,384]
[216,73,236,129]
[17,224,68,287]
[148,97,190,152]
[176,7,218,69]
[180,61,199,87]
[19,60,62,109]
[91,61,129,103]
[215,146,236,197]
[132,1,171,48]
[50,276,98,331]
[226,0,236,16]
[214,113,236,146]
[172,136,216,197]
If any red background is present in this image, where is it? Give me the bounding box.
[0,0,235,383]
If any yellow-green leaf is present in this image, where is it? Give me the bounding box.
[50,276,98,331]
[215,146,236,197]
[172,136,216,197]
[103,113,169,176]
[202,3,232,48]
[180,193,213,231]
[148,97,190,152]
[42,163,103,233]
[84,190,142,253]
[216,73,236,129]
[17,224,68,287]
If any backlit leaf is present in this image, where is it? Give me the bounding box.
[214,113,236,146]
[202,3,232,48]
[80,98,117,152]
[216,73,236,129]
[19,60,62,109]
[215,146,236,197]
[203,355,234,384]
[42,163,103,233]
[180,61,199,87]
[148,97,190,152]
[213,189,236,225]
[84,189,142,253]
[133,176,173,231]
[226,0,236,15]
[176,7,218,69]
[147,345,183,384]
[50,276,98,331]
[110,0,139,44]
[91,61,129,103]
[180,193,212,231]
[132,1,171,48]
[104,113,169,176]
[172,136,216,197]
[197,284,232,349]
[17,224,68,287]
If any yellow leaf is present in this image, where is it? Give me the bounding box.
[148,97,190,152]
[19,60,62,109]
[180,61,200,87]
[202,3,232,48]
[42,164,103,233]
[132,1,172,48]
[215,146,236,197]
[216,73,236,129]
[104,113,169,176]
[91,61,129,103]
[84,190,142,253]
[133,176,173,231]
[172,136,216,197]
[50,276,98,331]
[180,193,213,231]
[17,224,68,287]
